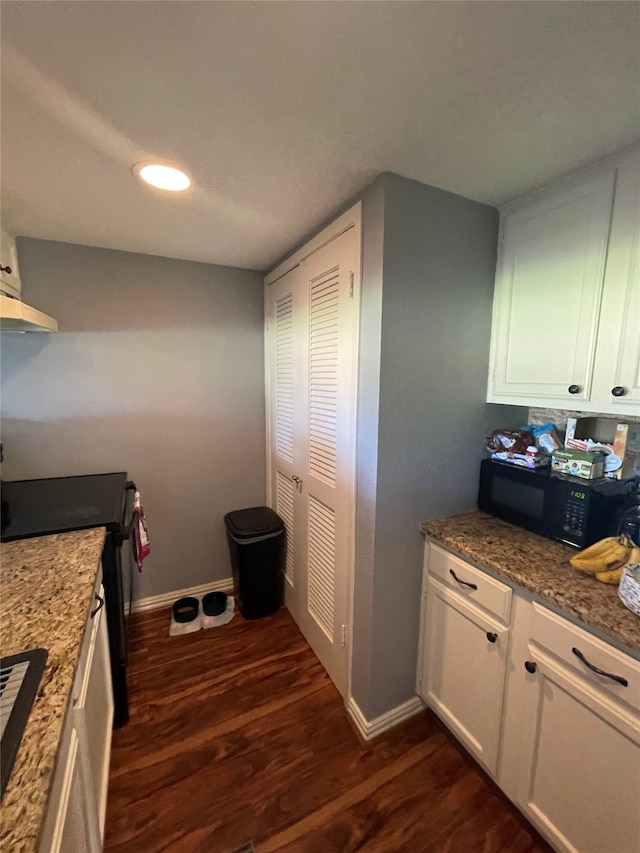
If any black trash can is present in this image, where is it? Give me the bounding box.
[224,506,285,620]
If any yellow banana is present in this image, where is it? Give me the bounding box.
[595,567,624,585]
[626,546,640,566]
[570,535,634,574]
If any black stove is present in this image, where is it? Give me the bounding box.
[0,472,136,727]
[1,472,127,542]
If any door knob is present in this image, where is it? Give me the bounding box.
[611,386,627,397]
[486,632,497,643]
[568,385,581,395]
[524,661,537,674]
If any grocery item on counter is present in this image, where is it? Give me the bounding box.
[486,428,533,455]
[565,417,640,480]
[551,448,605,480]
[619,563,640,616]
[485,428,551,468]
[531,423,562,456]
[569,535,639,586]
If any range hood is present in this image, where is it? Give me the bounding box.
[0,229,58,332]
[0,294,58,332]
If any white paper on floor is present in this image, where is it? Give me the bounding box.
[202,595,235,630]
[169,595,235,636]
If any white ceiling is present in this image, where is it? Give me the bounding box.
[1,1,639,271]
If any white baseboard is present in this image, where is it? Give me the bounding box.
[347,694,425,741]
[132,577,234,614]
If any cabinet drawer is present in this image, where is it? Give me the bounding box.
[428,544,512,624]
[530,603,640,712]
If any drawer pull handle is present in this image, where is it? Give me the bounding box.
[91,593,105,619]
[486,632,497,643]
[524,661,537,674]
[571,647,628,687]
[449,569,477,590]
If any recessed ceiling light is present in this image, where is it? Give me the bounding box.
[132,162,191,192]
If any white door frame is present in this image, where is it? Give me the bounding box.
[263,202,362,702]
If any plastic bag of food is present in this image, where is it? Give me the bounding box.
[485,429,533,455]
[531,423,562,456]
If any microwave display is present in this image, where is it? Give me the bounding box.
[491,476,545,519]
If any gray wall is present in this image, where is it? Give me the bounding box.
[0,239,265,601]
[350,174,526,720]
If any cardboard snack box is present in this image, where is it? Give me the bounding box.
[565,417,640,480]
[551,448,605,480]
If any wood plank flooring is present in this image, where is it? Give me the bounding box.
[105,605,551,853]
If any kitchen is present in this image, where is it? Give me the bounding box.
[1,2,639,852]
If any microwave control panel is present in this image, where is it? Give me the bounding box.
[562,490,587,537]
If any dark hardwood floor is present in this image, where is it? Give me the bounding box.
[105,605,550,853]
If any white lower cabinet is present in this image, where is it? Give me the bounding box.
[513,605,640,853]
[40,581,114,852]
[75,585,114,841]
[419,578,509,775]
[58,729,93,851]
[418,542,640,853]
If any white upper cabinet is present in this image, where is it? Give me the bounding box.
[1,228,22,298]
[488,145,640,415]
[591,150,640,412]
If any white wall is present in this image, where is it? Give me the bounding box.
[0,238,266,600]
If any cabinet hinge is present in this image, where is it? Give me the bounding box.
[348,271,354,298]
[341,624,347,646]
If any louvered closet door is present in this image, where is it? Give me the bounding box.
[296,228,359,698]
[268,267,305,626]
[267,223,359,699]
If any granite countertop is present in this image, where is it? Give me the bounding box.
[0,528,105,853]
[421,511,640,658]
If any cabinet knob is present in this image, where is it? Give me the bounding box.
[611,386,627,397]
[568,385,581,395]
[0,265,12,275]
[524,660,537,674]
[486,632,497,643]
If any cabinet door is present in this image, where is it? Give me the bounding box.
[418,579,509,775]
[517,646,640,853]
[0,228,21,298]
[46,728,93,853]
[267,209,361,699]
[488,170,615,406]
[591,147,640,413]
[59,730,93,853]
[75,587,114,844]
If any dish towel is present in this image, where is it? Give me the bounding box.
[131,490,151,572]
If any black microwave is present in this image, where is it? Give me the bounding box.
[478,458,638,548]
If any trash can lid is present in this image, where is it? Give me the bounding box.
[224,506,284,540]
